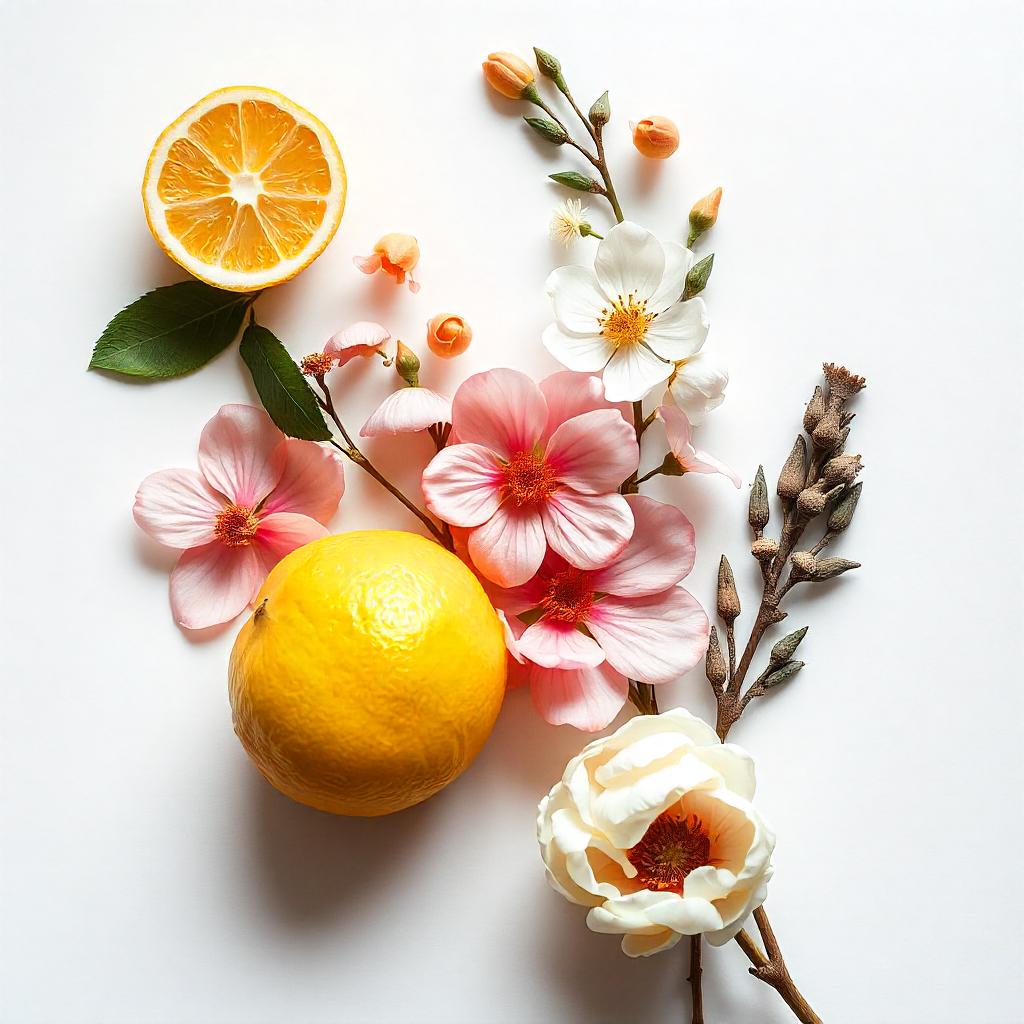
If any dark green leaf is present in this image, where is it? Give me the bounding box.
[89,281,252,378]
[238,322,331,441]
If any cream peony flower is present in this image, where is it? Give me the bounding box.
[537,708,774,957]
[543,221,709,403]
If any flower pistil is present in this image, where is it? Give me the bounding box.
[502,451,558,506]
[214,504,261,546]
[600,295,655,350]
[539,567,595,624]
[627,810,711,893]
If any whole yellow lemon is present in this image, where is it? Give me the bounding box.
[229,531,506,816]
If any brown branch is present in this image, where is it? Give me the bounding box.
[688,936,704,1024]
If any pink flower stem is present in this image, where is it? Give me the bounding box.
[314,379,452,550]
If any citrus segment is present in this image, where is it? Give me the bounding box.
[143,86,346,291]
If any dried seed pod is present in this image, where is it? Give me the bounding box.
[828,482,862,533]
[705,625,727,690]
[822,363,867,402]
[748,465,770,533]
[769,626,808,668]
[803,385,825,432]
[751,537,779,563]
[822,454,863,487]
[777,435,807,500]
[790,551,818,578]
[811,407,843,451]
[811,557,861,580]
[717,555,741,622]
[763,660,805,689]
[797,483,843,518]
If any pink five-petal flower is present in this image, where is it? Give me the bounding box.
[324,321,393,368]
[659,403,741,487]
[133,404,344,631]
[421,368,639,588]
[360,387,452,437]
[496,494,709,730]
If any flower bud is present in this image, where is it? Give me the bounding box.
[524,116,568,145]
[682,253,714,300]
[796,485,839,519]
[751,537,778,563]
[588,90,611,128]
[812,557,861,580]
[828,482,862,533]
[482,52,535,100]
[533,47,564,86]
[822,362,867,403]
[811,407,843,452]
[426,314,473,360]
[769,626,808,668]
[705,625,727,691]
[631,116,680,159]
[549,171,603,193]
[717,555,740,622]
[748,465,769,533]
[803,385,825,433]
[822,454,863,487]
[763,660,804,689]
[394,341,420,386]
[790,551,817,578]
[687,187,723,246]
[777,435,807,501]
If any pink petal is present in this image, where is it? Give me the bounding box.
[261,440,344,523]
[588,588,710,684]
[468,504,546,588]
[353,253,382,274]
[685,447,742,488]
[324,321,391,366]
[530,662,629,731]
[360,388,452,437]
[497,610,527,664]
[451,369,547,459]
[133,468,222,548]
[590,494,696,597]
[422,444,504,527]
[659,404,741,486]
[540,490,634,570]
[540,371,631,442]
[517,619,606,669]
[197,404,284,508]
[254,512,329,573]
[407,274,421,294]
[169,542,262,630]
[545,408,639,494]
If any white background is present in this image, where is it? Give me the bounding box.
[2,1,1022,1021]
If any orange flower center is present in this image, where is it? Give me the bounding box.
[601,295,655,349]
[214,504,261,546]
[502,450,557,507]
[627,810,711,893]
[540,567,594,624]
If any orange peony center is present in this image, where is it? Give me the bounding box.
[214,504,261,546]
[627,810,711,893]
[502,450,557,507]
[540,567,594,624]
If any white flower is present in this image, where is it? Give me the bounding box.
[543,221,709,403]
[537,708,774,958]
[549,199,592,246]
[667,349,729,424]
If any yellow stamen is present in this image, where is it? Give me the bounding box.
[214,504,261,546]
[600,294,655,349]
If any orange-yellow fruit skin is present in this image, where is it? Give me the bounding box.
[228,531,506,817]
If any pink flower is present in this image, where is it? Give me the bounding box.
[659,404,741,487]
[324,321,392,367]
[133,405,344,630]
[497,495,709,731]
[360,387,453,437]
[421,369,639,588]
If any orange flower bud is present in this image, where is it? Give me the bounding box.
[354,233,420,292]
[427,313,473,359]
[690,187,723,234]
[482,52,535,100]
[631,116,680,159]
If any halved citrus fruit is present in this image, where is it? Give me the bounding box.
[142,86,346,292]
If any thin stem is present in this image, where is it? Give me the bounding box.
[634,466,663,486]
[593,126,625,223]
[531,96,601,168]
[316,381,452,550]
[688,936,704,1024]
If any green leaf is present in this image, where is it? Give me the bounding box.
[89,281,253,378]
[238,321,331,441]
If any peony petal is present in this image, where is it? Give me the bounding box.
[254,511,328,573]
[360,387,452,437]
[544,408,639,494]
[542,323,615,373]
[324,321,391,365]
[169,541,262,630]
[621,930,683,958]
[261,440,344,523]
[197,404,284,507]
[467,503,546,588]
[133,468,222,548]
[594,222,665,303]
[450,368,547,459]
[518,619,605,669]
[421,443,504,527]
[588,587,710,684]
[590,494,696,597]
[644,895,725,935]
[545,265,608,334]
[644,298,709,362]
[540,371,631,441]
[647,241,695,313]
[601,344,673,403]
[530,662,629,731]
[541,490,634,570]
[353,253,382,274]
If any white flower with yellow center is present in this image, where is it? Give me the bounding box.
[543,221,709,402]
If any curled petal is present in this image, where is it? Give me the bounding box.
[197,404,284,507]
[467,504,546,588]
[169,542,262,630]
[421,443,503,528]
[451,368,547,459]
[261,440,344,523]
[353,253,382,274]
[518,620,605,670]
[254,512,328,574]
[325,321,391,366]
[530,662,629,731]
[360,388,452,437]
[133,468,222,548]
[659,404,740,487]
[541,490,634,571]
[545,408,639,495]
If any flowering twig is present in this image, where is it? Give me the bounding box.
[311,376,453,550]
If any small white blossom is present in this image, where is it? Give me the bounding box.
[549,199,592,246]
